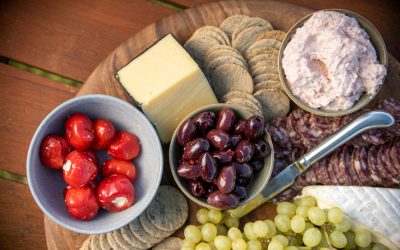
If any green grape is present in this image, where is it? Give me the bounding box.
[293,198,301,206]
[355,229,372,248]
[307,207,326,226]
[295,205,309,220]
[277,202,296,217]
[214,235,232,250]
[274,214,291,233]
[182,246,195,250]
[208,209,224,224]
[216,224,228,236]
[247,240,262,250]
[272,235,289,247]
[372,243,388,250]
[184,225,202,244]
[290,215,306,233]
[253,220,269,238]
[232,238,247,250]
[300,222,314,235]
[284,247,298,250]
[196,208,210,224]
[268,240,283,250]
[329,231,347,248]
[344,231,357,250]
[298,196,316,207]
[228,227,243,241]
[196,242,211,250]
[209,242,218,250]
[244,222,258,240]
[302,228,322,247]
[335,217,352,232]
[359,247,372,250]
[224,215,240,228]
[263,220,276,238]
[202,223,218,242]
[327,207,344,224]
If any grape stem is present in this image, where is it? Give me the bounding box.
[323,229,335,250]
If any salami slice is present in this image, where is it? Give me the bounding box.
[274,144,292,159]
[378,143,399,186]
[360,129,394,145]
[389,138,400,173]
[350,134,371,148]
[268,117,292,148]
[304,167,317,185]
[379,98,400,135]
[366,145,386,186]
[346,146,362,185]
[314,158,332,185]
[336,146,352,185]
[272,188,299,202]
[286,109,305,147]
[352,147,373,186]
[327,150,339,185]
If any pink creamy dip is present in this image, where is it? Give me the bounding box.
[282,11,386,111]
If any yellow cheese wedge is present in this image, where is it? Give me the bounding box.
[116,34,218,143]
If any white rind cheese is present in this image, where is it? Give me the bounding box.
[301,186,400,249]
[116,34,218,142]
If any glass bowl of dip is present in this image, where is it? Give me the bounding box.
[278,9,388,116]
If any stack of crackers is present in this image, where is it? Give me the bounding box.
[80,186,187,250]
[184,15,291,120]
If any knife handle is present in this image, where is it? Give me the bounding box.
[298,111,394,169]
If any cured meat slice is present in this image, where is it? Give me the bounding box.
[366,145,386,186]
[288,147,306,163]
[286,109,305,147]
[346,146,362,185]
[353,147,373,186]
[389,138,400,173]
[327,150,339,184]
[350,135,371,148]
[314,158,332,185]
[272,188,298,202]
[274,144,292,159]
[378,144,400,187]
[268,117,292,148]
[336,146,352,185]
[304,167,317,185]
[379,98,400,135]
[360,129,395,145]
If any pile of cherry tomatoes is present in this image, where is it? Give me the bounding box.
[40,113,141,221]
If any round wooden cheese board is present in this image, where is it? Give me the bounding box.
[44,1,400,249]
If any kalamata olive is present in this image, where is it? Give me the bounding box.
[233,186,247,201]
[234,119,246,135]
[236,177,252,188]
[207,191,240,209]
[251,159,264,172]
[216,108,236,132]
[194,111,216,133]
[206,129,230,150]
[234,162,254,179]
[234,140,255,163]
[216,165,236,194]
[177,119,197,147]
[182,138,210,160]
[245,115,265,140]
[230,134,242,148]
[253,138,271,159]
[199,152,218,182]
[212,149,234,165]
[188,179,206,197]
[205,184,218,196]
[177,162,200,179]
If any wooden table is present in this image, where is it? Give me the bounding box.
[0,0,399,249]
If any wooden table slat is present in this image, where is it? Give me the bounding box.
[0,63,78,176]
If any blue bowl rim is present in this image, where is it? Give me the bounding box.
[26,94,163,234]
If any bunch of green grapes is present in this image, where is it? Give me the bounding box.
[181,196,388,250]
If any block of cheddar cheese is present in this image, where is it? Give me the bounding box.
[116,34,218,143]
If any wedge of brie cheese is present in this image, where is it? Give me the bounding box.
[116,34,218,143]
[301,186,400,249]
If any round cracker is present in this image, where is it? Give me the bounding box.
[232,17,273,42]
[249,54,278,68]
[247,38,281,53]
[129,218,164,245]
[204,46,245,66]
[210,64,254,100]
[146,186,188,232]
[221,91,262,111]
[251,64,278,78]
[255,30,286,42]
[152,237,183,250]
[100,233,113,250]
[184,37,220,65]
[254,89,290,120]
[253,73,279,84]
[107,233,120,250]
[245,47,278,61]
[220,15,251,39]
[90,234,102,250]
[192,26,230,45]
[139,212,173,239]
[225,98,263,117]
[232,25,273,54]
[249,60,277,74]
[112,228,135,250]
[79,236,91,250]
[206,56,247,77]
[121,224,152,250]
[254,80,281,92]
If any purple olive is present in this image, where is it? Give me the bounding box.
[206,129,230,150]
[236,177,252,188]
[251,159,264,172]
[230,134,242,148]
[234,162,254,179]
[194,111,216,133]
[199,152,218,182]
[216,108,236,132]
[245,115,265,140]
[254,138,271,159]
[212,149,234,165]
[233,186,247,201]
[177,162,200,179]
[234,140,255,163]
[216,165,236,194]
[188,179,206,197]
[182,138,210,160]
[207,191,240,209]
[177,119,197,146]
[234,119,246,135]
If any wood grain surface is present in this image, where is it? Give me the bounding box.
[44,1,400,249]
[0,0,175,82]
[0,63,78,176]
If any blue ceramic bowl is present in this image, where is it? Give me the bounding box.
[27,95,163,234]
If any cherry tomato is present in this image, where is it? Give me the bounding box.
[40,135,71,169]
[65,113,94,150]
[101,159,137,182]
[63,150,98,188]
[92,119,116,150]
[83,150,98,165]
[97,175,135,212]
[64,185,99,221]
[107,131,140,160]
